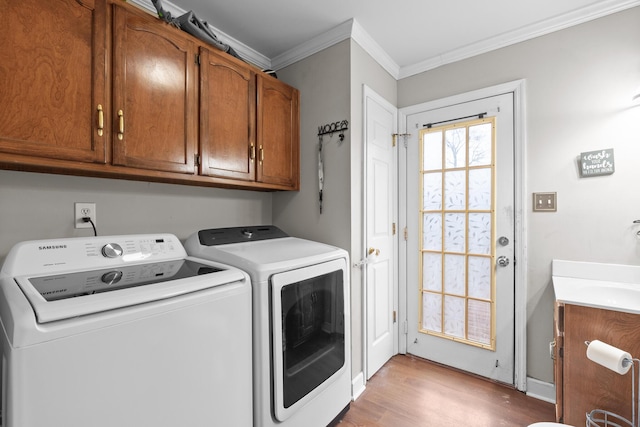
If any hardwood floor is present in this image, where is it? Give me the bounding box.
[338,355,556,427]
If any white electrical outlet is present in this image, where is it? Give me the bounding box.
[75,202,97,229]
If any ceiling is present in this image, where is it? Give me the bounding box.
[140,0,639,78]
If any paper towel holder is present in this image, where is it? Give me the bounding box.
[585,340,633,370]
[584,340,639,427]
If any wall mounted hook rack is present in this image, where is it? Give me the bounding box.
[317,120,349,141]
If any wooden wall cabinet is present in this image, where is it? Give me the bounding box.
[112,4,198,175]
[256,75,300,189]
[199,47,256,181]
[0,0,299,191]
[554,303,640,426]
[199,51,300,190]
[0,0,107,164]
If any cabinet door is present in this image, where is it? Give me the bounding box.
[0,0,107,164]
[199,48,256,180]
[112,5,197,174]
[256,76,300,190]
[553,303,564,422]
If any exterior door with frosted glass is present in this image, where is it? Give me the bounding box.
[405,93,515,384]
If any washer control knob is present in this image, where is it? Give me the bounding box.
[101,270,123,285]
[102,243,123,258]
[241,229,253,238]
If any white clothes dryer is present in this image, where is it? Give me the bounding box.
[185,226,351,427]
[0,234,252,427]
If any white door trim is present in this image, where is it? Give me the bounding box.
[399,79,528,391]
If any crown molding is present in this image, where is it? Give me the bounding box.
[127,0,271,69]
[350,20,401,79]
[398,0,640,79]
[270,20,354,71]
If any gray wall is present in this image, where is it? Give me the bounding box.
[273,40,351,250]
[0,170,272,261]
[398,6,640,383]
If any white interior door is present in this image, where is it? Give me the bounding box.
[405,93,515,384]
[364,86,397,379]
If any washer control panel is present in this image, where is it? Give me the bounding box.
[4,234,187,277]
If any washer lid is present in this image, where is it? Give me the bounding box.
[15,258,246,323]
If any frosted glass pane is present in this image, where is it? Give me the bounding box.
[444,254,465,295]
[468,168,492,210]
[468,213,492,255]
[444,296,465,338]
[423,253,442,291]
[445,127,466,169]
[444,213,465,252]
[469,123,492,166]
[422,292,442,333]
[468,256,491,299]
[423,214,442,251]
[423,172,442,210]
[468,299,491,345]
[444,170,466,210]
[423,131,442,170]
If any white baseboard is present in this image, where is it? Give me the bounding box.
[526,377,556,404]
[351,372,366,401]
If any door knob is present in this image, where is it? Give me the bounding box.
[497,256,509,267]
[368,247,380,256]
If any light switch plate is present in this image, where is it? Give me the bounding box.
[533,192,557,212]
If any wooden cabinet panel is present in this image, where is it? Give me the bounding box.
[199,48,256,180]
[257,76,300,190]
[553,302,564,422]
[561,304,640,426]
[0,0,107,163]
[112,5,197,174]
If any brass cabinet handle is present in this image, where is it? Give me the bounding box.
[97,104,104,137]
[250,143,255,161]
[259,145,264,164]
[368,247,380,256]
[117,110,124,140]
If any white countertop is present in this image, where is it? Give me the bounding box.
[552,260,640,314]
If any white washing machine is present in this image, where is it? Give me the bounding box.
[0,234,252,427]
[185,226,351,427]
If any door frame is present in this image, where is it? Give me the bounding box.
[362,85,399,380]
[398,79,528,391]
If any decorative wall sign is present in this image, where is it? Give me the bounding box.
[580,149,615,177]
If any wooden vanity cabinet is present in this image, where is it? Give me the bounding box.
[112,4,198,175]
[555,303,640,426]
[0,0,107,164]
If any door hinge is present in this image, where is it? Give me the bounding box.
[194,153,201,166]
[403,320,408,334]
[392,133,411,148]
[392,223,396,235]
[195,53,201,65]
[393,310,397,323]
[403,227,408,241]
[392,134,397,147]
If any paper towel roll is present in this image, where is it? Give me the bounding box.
[586,340,632,375]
